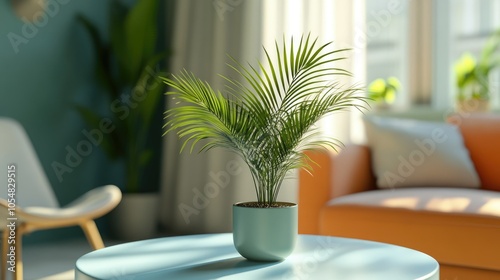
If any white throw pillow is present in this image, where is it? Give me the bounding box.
[363,116,480,189]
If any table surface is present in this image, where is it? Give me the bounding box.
[76,233,439,280]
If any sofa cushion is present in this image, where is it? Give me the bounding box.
[363,116,480,189]
[320,188,500,271]
[329,187,500,217]
[448,113,500,191]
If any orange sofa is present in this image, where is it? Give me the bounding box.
[298,114,500,280]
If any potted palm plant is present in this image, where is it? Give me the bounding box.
[163,35,366,261]
[77,0,166,240]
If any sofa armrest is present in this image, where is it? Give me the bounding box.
[299,150,335,234]
[298,145,376,234]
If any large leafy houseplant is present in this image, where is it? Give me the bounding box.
[77,0,165,194]
[163,35,366,260]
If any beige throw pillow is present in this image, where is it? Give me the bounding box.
[363,116,480,189]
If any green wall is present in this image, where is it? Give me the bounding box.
[0,1,123,242]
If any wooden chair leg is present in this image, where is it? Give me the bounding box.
[81,220,105,250]
[1,230,8,280]
[1,225,24,280]
[14,225,23,280]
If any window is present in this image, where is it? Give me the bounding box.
[366,0,500,110]
[365,0,410,107]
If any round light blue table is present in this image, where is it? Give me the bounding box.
[75,233,439,280]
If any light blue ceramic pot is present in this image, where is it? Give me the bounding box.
[232,202,298,261]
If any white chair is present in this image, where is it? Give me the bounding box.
[0,118,122,280]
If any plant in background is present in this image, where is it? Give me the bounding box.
[367,76,401,106]
[454,28,500,102]
[163,35,367,207]
[76,0,166,193]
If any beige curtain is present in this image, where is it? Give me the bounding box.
[160,0,366,234]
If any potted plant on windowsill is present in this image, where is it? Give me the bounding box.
[163,35,367,261]
[77,0,166,240]
[367,76,401,110]
[454,28,500,113]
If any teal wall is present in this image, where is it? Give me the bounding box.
[0,1,124,242]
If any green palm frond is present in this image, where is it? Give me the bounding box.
[163,35,368,205]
